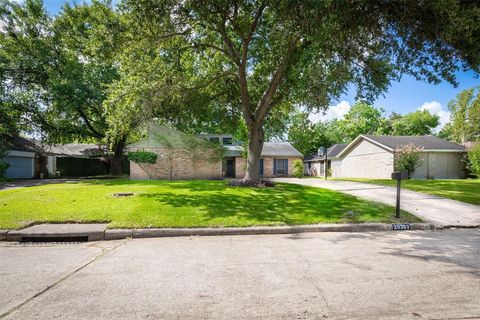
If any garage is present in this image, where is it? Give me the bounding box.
[3,151,35,179]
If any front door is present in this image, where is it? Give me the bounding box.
[226,159,235,177]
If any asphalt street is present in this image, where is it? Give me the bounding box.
[1,230,479,319]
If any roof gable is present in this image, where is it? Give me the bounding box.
[337,134,466,158]
[127,123,206,149]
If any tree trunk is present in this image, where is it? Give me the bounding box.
[109,138,126,175]
[243,123,264,183]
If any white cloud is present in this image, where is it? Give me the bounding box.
[418,101,451,132]
[309,100,351,123]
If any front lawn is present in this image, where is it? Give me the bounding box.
[337,178,480,205]
[0,179,420,229]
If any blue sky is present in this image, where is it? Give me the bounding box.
[311,70,479,130]
[43,0,479,129]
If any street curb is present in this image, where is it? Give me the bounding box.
[116,223,437,240]
[1,223,440,242]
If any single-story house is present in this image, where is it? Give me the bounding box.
[2,136,50,179]
[127,123,303,180]
[1,136,107,179]
[305,135,466,179]
[304,143,347,177]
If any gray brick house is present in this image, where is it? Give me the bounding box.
[127,124,303,180]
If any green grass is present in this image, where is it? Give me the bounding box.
[336,178,480,205]
[0,179,420,229]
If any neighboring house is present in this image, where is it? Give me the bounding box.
[305,135,466,179]
[127,123,303,180]
[304,144,347,177]
[1,136,107,179]
[2,137,50,179]
[45,143,107,177]
[223,141,303,179]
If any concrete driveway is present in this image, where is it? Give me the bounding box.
[272,178,480,227]
[1,230,479,319]
[0,179,82,191]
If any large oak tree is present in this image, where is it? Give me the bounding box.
[123,0,480,183]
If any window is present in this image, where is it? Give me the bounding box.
[275,159,288,175]
[222,137,232,145]
[259,159,264,176]
[209,137,220,143]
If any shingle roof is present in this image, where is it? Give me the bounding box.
[327,144,348,157]
[6,136,105,157]
[261,142,303,157]
[225,142,303,157]
[45,144,105,158]
[8,136,44,154]
[127,123,201,149]
[128,124,303,157]
[363,135,465,151]
[304,144,347,162]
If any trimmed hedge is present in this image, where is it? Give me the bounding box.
[128,151,158,164]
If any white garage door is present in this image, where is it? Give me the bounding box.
[4,156,34,179]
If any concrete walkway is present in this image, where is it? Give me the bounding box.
[272,178,480,227]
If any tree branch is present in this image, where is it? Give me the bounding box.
[254,36,300,121]
[245,1,267,44]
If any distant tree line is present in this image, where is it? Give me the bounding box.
[287,102,440,157]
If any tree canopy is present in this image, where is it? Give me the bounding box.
[122,0,480,182]
[445,87,480,144]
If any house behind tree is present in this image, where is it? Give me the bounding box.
[127,124,303,180]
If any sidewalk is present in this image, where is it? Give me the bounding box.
[272,178,480,227]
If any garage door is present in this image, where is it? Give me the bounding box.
[4,156,34,179]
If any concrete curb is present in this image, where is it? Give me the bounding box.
[1,223,440,242]
[111,223,437,240]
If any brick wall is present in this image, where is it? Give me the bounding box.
[129,147,222,180]
[235,157,246,179]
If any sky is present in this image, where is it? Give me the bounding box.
[42,0,480,130]
[310,71,479,131]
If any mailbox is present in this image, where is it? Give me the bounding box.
[391,171,408,219]
[391,171,409,180]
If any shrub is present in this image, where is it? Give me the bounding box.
[293,159,304,178]
[128,151,157,164]
[228,179,275,188]
[467,143,480,178]
[394,144,423,179]
[327,168,333,177]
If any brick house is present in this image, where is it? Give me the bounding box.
[127,124,303,180]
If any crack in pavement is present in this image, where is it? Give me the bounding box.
[0,239,129,319]
[287,242,333,318]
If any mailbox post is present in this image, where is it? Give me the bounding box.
[317,146,327,180]
[324,152,328,181]
[391,171,408,218]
